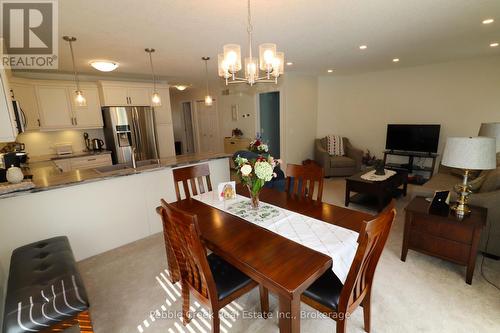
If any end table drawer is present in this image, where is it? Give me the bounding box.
[410,230,470,264]
[411,216,473,244]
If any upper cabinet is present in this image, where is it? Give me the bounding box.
[99,81,152,106]
[10,78,103,131]
[10,82,41,131]
[0,69,17,142]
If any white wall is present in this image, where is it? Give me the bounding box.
[316,56,500,163]
[16,128,105,156]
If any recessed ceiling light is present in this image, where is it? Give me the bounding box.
[89,60,119,72]
[175,85,188,91]
[392,58,400,63]
[359,45,368,50]
[482,18,494,25]
[286,62,293,66]
[327,69,334,73]
[490,42,499,47]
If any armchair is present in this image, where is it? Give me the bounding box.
[314,137,363,177]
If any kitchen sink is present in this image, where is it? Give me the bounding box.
[94,159,162,174]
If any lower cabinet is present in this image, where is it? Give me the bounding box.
[53,154,112,172]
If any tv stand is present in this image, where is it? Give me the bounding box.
[383,150,438,185]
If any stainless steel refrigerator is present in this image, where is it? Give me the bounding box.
[102,107,159,164]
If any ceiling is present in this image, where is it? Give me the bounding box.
[27,0,500,88]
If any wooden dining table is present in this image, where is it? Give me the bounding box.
[170,184,373,333]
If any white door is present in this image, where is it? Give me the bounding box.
[195,101,219,153]
[127,87,151,106]
[10,83,41,131]
[71,87,103,128]
[102,86,128,106]
[36,86,73,129]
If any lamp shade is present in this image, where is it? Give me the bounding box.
[478,122,500,153]
[442,137,496,170]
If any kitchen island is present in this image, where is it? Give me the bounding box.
[0,153,231,275]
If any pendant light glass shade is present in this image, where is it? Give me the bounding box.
[74,90,87,107]
[259,43,277,71]
[223,44,242,72]
[151,92,161,107]
[202,57,213,107]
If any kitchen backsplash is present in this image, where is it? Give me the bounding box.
[16,129,106,156]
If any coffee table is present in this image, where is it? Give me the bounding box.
[345,169,408,211]
[402,197,487,284]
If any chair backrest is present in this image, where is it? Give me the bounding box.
[158,199,218,302]
[172,164,212,201]
[339,201,396,312]
[285,163,325,202]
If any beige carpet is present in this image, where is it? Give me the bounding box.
[77,178,500,333]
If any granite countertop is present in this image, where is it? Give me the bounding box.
[28,150,112,163]
[0,152,231,199]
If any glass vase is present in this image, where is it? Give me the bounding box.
[247,185,260,210]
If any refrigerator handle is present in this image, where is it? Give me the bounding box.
[131,107,142,160]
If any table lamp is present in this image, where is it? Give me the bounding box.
[441,137,496,218]
[478,122,500,153]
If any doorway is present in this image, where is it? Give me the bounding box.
[181,102,195,154]
[258,91,280,158]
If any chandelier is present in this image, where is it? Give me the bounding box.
[217,0,284,86]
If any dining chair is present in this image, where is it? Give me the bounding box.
[158,199,269,332]
[285,163,325,202]
[301,201,396,333]
[172,163,212,201]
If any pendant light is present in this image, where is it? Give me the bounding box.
[145,48,161,107]
[63,36,87,107]
[202,57,213,106]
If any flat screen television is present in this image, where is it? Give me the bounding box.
[385,124,440,153]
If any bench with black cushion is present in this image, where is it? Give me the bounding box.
[2,236,93,333]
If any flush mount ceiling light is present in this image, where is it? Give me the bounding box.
[217,0,284,86]
[359,45,368,50]
[482,18,494,24]
[327,69,334,73]
[145,48,161,107]
[490,42,499,47]
[63,36,86,107]
[392,58,400,62]
[90,60,119,72]
[286,62,293,66]
[202,57,213,106]
[175,85,189,91]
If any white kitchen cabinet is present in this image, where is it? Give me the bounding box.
[99,82,152,107]
[127,87,151,106]
[36,85,73,129]
[54,154,112,172]
[0,69,17,142]
[152,87,172,124]
[156,123,175,158]
[70,87,103,128]
[10,83,41,131]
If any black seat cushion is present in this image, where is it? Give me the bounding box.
[207,254,253,301]
[2,236,89,333]
[303,269,344,310]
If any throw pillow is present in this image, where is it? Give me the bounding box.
[479,167,500,193]
[326,135,345,156]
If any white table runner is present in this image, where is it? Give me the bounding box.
[192,192,359,283]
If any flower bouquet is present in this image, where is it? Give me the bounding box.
[248,139,269,154]
[234,154,278,209]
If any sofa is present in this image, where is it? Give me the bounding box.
[414,155,500,257]
[314,137,363,177]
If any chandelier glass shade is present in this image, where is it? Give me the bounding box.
[218,0,284,86]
